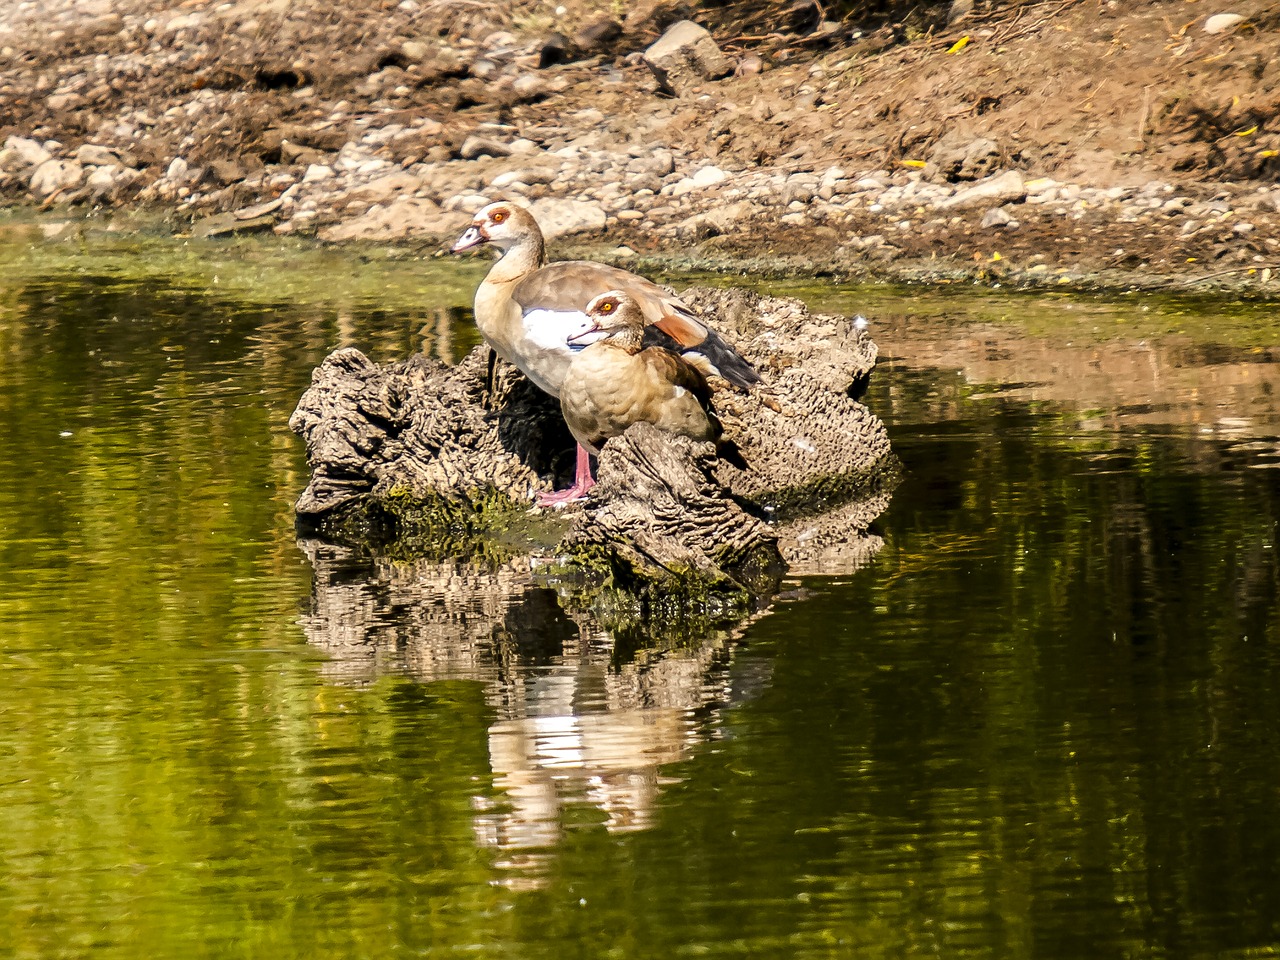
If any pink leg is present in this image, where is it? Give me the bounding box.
[536,443,596,507]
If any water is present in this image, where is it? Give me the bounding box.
[2,222,1280,958]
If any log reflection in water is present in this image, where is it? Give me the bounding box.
[298,539,774,884]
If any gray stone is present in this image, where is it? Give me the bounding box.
[941,170,1026,210]
[980,206,1019,229]
[75,143,119,166]
[28,159,84,197]
[80,12,124,35]
[527,198,607,240]
[643,20,732,96]
[334,142,370,171]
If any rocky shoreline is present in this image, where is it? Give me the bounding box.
[4,0,1280,293]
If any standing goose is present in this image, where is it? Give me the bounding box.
[557,291,726,501]
[451,201,758,504]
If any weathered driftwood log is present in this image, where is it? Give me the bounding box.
[289,286,899,597]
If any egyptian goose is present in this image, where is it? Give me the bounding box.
[556,291,726,501]
[451,200,758,504]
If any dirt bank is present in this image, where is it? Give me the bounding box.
[3,0,1279,291]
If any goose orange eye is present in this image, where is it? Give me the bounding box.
[600,302,614,313]
[492,210,508,223]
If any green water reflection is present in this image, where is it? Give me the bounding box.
[2,224,1279,958]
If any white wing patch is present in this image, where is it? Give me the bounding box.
[521,309,597,350]
[516,308,607,394]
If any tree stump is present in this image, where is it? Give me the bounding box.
[289,286,900,600]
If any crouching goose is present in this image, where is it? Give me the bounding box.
[557,291,732,501]
[451,200,758,504]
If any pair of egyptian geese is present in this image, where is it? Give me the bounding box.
[451,201,761,506]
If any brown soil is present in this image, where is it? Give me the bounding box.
[3,0,1280,287]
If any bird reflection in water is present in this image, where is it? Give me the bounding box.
[298,539,767,887]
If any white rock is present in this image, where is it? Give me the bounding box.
[671,165,730,197]
[4,135,51,168]
[29,159,84,196]
[1204,13,1245,33]
[166,157,190,182]
[302,164,334,183]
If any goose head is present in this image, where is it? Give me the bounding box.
[570,291,646,351]
[450,201,541,254]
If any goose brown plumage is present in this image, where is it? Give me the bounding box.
[554,291,727,501]
[451,200,758,504]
